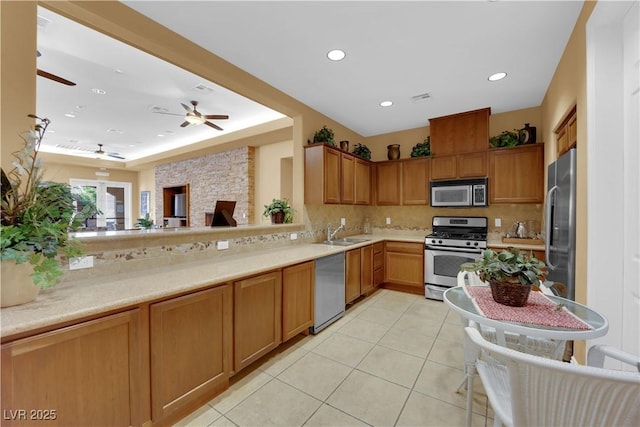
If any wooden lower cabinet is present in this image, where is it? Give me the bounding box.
[234,271,282,372]
[373,242,384,287]
[150,285,232,424]
[346,244,375,303]
[282,261,315,342]
[360,244,374,294]
[345,248,362,304]
[1,310,143,427]
[384,241,424,294]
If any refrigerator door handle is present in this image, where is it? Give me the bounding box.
[545,185,558,271]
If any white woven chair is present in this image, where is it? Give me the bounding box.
[456,270,561,427]
[465,326,640,427]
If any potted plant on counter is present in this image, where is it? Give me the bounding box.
[136,213,154,230]
[461,248,547,307]
[1,114,98,307]
[262,198,294,224]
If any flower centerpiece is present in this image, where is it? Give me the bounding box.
[1,114,98,306]
[461,248,547,307]
[262,198,294,224]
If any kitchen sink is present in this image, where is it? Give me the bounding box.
[319,238,370,246]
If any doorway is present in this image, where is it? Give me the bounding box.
[70,179,133,230]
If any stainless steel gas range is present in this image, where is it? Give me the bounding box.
[424,216,488,301]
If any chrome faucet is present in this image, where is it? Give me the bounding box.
[327,222,344,242]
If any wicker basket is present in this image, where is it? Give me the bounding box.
[489,279,532,307]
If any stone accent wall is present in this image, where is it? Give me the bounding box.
[155,147,254,226]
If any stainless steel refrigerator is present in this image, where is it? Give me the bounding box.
[545,148,577,301]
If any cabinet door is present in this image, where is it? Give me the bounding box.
[354,158,372,205]
[373,242,385,287]
[282,261,315,342]
[150,285,232,422]
[323,148,341,204]
[457,152,487,178]
[402,158,429,205]
[384,242,424,290]
[341,153,355,204]
[345,248,362,304]
[430,155,457,180]
[360,244,374,294]
[430,107,490,155]
[1,310,143,427]
[375,161,401,205]
[489,144,544,204]
[234,271,282,371]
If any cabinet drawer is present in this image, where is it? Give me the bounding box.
[384,241,423,254]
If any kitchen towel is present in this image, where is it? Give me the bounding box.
[463,286,592,330]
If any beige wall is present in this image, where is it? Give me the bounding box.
[540,0,596,361]
[255,140,294,224]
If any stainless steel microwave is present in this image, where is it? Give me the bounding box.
[430,178,488,207]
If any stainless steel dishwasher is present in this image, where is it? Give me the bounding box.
[311,252,345,334]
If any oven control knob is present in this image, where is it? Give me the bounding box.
[474,242,479,247]
[466,242,471,246]
[431,239,436,244]
[438,240,443,244]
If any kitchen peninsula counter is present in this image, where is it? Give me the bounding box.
[1,232,425,340]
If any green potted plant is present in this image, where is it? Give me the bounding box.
[352,143,371,160]
[262,198,294,224]
[309,125,336,146]
[461,248,547,307]
[136,213,154,230]
[489,130,521,148]
[410,136,431,157]
[1,115,98,306]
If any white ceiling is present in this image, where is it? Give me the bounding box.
[36,1,583,163]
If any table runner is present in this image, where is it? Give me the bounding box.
[463,286,592,330]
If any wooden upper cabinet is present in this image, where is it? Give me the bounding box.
[354,158,372,205]
[458,151,487,178]
[430,155,457,180]
[305,144,372,205]
[340,153,355,204]
[429,107,490,155]
[555,106,577,157]
[375,161,401,205]
[402,157,430,205]
[489,144,544,204]
[304,144,340,204]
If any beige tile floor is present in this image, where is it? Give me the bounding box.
[174,289,493,427]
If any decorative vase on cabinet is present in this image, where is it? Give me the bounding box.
[387,144,400,160]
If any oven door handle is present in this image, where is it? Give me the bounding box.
[425,245,483,254]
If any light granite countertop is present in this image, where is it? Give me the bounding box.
[1,233,424,340]
[486,234,545,251]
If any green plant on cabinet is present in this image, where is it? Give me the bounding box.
[410,136,432,157]
[352,143,372,160]
[309,125,336,146]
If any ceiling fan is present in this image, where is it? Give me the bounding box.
[95,144,125,160]
[154,100,229,130]
[36,50,76,86]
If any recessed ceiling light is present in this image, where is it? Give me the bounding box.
[91,88,106,95]
[488,72,507,81]
[380,101,393,107]
[327,49,346,61]
[64,113,76,118]
[157,134,165,137]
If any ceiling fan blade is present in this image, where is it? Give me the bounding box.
[181,103,193,112]
[153,111,183,117]
[180,121,190,128]
[204,121,223,131]
[107,153,125,160]
[204,114,229,120]
[37,69,76,86]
